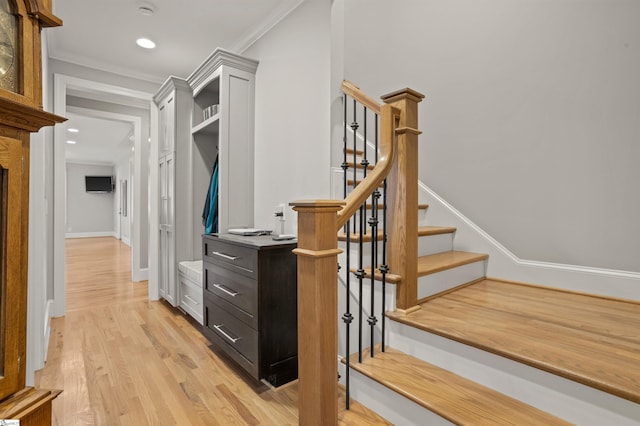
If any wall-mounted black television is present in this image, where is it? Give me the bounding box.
[85,176,114,193]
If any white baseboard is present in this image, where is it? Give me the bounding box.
[65,231,118,239]
[43,299,53,363]
[133,267,149,282]
[121,236,131,246]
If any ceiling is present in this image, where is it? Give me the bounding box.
[64,114,133,165]
[49,0,304,164]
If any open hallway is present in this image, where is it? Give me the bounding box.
[35,237,388,425]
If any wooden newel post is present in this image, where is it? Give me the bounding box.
[381,88,425,312]
[290,200,345,426]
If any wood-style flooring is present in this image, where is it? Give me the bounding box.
[388,278,640,405]
[35,237,390,425]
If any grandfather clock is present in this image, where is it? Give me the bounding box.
[0,0,65,424]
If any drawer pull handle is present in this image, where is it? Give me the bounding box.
[184,294,200,306]
[212,251,239,261]
[214,324,241,343]
[213,283,239,297]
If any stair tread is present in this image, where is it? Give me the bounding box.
[417,251,488,277]
[418,226,455,236]
[345,161,374,170]
[339,226,454,243]
[345,147,364,156]
[387,278,640,404]
[348,346,571,425]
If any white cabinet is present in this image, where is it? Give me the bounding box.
[154,49,258,320]
[188,48,259,250]
[154,77,192,306]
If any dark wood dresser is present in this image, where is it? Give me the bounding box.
[201,234,298,387]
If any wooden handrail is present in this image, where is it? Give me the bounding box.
[336,102,399,229]
[292,83,423,424]
[341,80,382,115]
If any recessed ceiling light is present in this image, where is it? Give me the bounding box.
[68,128,79,133]
[136,38,156,49]
[66,140,77,144]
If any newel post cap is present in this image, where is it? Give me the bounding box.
[381,87,425,104]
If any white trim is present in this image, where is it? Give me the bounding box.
[53,73,155,317]
[65,231,118,239]
[49,54,165,84]
[136,268,149,282]
[43,300,53,362]
[234,0,306,54]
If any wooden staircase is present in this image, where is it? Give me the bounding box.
[292,81,640,425]
[340,140,640,425]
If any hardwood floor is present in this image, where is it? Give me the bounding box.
[35,237,390,425]
[388,278,640,405]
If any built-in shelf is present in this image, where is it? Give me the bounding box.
[191,114,220,136]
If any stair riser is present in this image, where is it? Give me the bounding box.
[340,232,454,263]
[386,321,640,426]
[418,260,486,300]
[338,365,453,426]
[340,242,385,267]
[418,233,453,256]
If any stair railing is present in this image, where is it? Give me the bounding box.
[291,81,423,425]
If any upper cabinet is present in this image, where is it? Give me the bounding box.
[187,48,258,253]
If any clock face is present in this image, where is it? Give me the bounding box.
[0,0,17,92]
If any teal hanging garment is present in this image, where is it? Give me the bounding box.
[202,155,219,234]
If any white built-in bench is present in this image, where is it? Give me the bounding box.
[178,260,203,324]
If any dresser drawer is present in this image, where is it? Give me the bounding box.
[203,264,257,328]
[203,238,257,279]
[204,298,258,377]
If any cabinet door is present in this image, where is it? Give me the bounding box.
[159,228,167,299]
[158,94,175,156]
[0,136,23,400]
[158,153,176,306]
[165,153,175,227]
[159,157,167,226]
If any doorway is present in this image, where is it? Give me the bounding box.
[52,74,155,317]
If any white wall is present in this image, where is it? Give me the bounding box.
[243,0,332,235]
[341,0,640,273]
[66,163,115,236]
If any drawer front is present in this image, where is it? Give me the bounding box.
[205,298,258,377]
[203,238,257,279]
[203,264,258,328]
[179,276,203,324]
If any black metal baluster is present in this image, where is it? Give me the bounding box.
[369,190,379,357]
[361,109,369,236]
[380,179,388,352]
[342,94,348,202]
[341,93,352,410]
[343,219,353,410]
[351,100,359,234]
[369,114,380,357]
[357,200,365,363]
